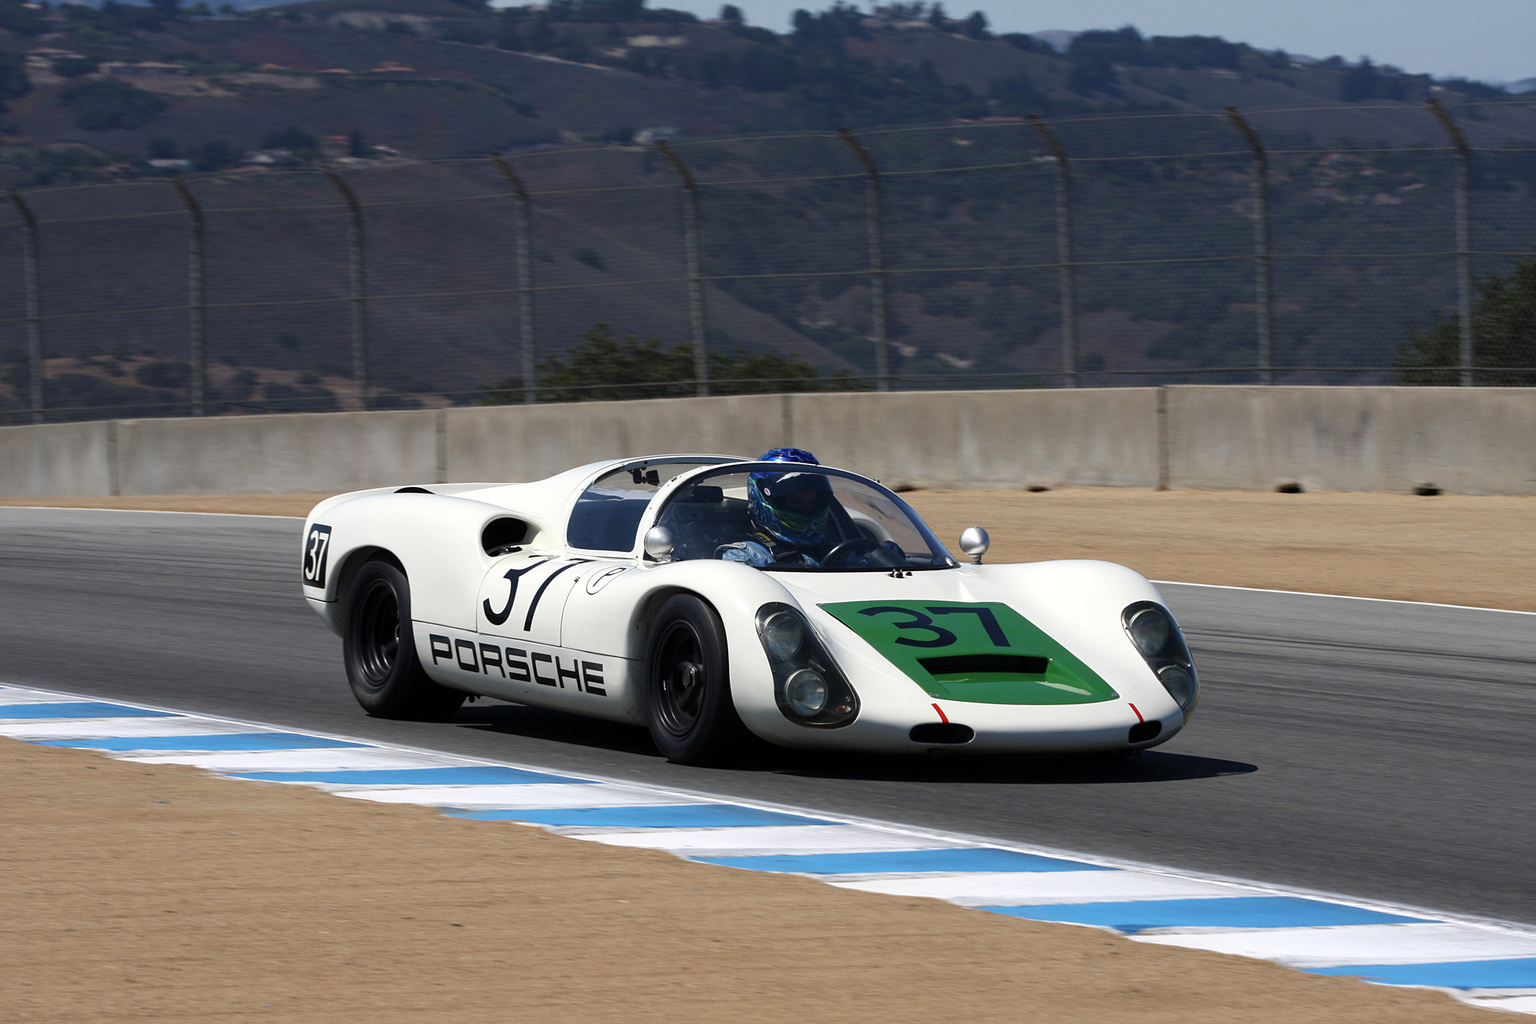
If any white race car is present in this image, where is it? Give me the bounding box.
[301,453,1198,764]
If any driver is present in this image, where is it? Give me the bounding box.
[719,448,840,568]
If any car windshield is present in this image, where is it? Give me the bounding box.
[653,465,954,571]
[567,458,738,552]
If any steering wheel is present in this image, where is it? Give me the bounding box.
[820,536,882,566]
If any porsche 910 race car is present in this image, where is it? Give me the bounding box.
[301,453,1198,764]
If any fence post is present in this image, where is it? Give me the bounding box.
[1426,98,1474,386]
[1027,115,1079,388]
[491,154,537,404]
[655,141,710,398]
[322,165,369,411]
[838,128,890,392]
[168,176,207,416]
[1224,107,1274,385]
[6,189,43,423]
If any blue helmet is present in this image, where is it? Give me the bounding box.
[757,447,820,467]
[749,449,831,548]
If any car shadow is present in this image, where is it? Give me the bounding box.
[764,749,1258,785]
[451,702,659,756]
[448,702,1257,784]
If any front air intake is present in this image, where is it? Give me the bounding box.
[1128,720,1162,744]
[910,723,975,745]
[919,654,1049,676]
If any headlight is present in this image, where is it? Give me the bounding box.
[784,669,829,717]
[1156,664,1196,709]
[1121,601,1199,714]
[756,603,859,728]
[760,610,805,660]
[1126,606,1170,657]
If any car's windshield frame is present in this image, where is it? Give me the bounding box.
[646,462,957,572]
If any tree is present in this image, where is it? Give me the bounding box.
[191,140,240,172]
[263,125,317,153]
[1396,251,1536,385]
[480,323,840,403]
[0,0,49,35]
[719,3,743,23]
[53,56,101,79]
[1340,57,1379,102]
[58,79,168,131]
[961,10,988,40]
[0,52,29,104]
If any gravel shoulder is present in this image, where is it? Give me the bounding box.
[6,487,1530,610]
[1,738,1489,1023]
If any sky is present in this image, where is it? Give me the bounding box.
[627,0,1536,84]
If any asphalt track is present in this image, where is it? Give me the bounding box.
[1,508,1531,925]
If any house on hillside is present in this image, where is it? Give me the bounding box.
[101,61,187,76]
[25,48,85,69]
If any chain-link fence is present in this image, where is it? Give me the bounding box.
[2,99,1534,423]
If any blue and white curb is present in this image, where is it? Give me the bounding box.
[4,683,1535,1016]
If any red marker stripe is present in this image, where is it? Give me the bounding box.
[932,703,949,724]
[1129,702,1144,723]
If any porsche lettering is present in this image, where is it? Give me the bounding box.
[428,633,607,696]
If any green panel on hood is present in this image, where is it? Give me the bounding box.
[820,601,1118,706]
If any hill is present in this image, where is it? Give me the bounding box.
[2,0,1527,169]
[0,0,1533,420]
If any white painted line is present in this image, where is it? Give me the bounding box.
[0,718,224,739]
[117,748,470,772]
[1134,922,1536,968]
[566,824,960,856]
[1475,996,1536,1013]
[0,506,305,521]
[830,869,1245,906]
[0,689,103,705]
[326,783,687,810]
[1153,580,1535,617]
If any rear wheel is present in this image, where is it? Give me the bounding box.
[343,559,465,719]
[643,594,746,765]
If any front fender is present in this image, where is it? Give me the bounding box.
[558,559,805,740]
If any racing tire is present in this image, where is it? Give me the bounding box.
[343,559,466,720]
[643,594,747,765]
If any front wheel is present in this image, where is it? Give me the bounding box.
[343,559,465,720]
[643,594,747,765]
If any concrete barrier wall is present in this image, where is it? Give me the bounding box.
[443,395,789,483]
[786,389,1162,489]
[1164,386,1536,495]
[0,386,1531,498]
[115,410,442,495]
[0,421,114,496]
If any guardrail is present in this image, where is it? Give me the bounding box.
[1,386,1532,497]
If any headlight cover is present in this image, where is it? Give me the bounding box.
[1120,601,1199,713]
[756,603,859,728]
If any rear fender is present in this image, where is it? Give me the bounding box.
[302,490,551,632]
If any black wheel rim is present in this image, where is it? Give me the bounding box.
[355,578,401,690]
[654,619,706,739]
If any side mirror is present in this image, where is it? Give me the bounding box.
[643,526,676,563]
[958,527,990,565]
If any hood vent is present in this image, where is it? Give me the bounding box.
[920,654,1049,677]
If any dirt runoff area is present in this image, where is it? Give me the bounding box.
[0,739,1491,1024]
[0,487,1529,1021]
[6,486,1532,610]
